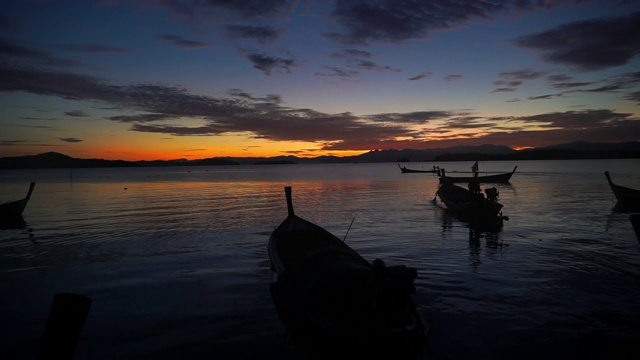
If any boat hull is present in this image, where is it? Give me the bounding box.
[439,166,517,184]
[605,171,640,211]
[0,182,35,229]
[268,187,427,358]
[436,183,506,230]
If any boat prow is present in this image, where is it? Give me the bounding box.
[268,186,428,358]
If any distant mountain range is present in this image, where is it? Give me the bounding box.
[1,141,638,169]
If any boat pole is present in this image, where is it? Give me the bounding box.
[284,186,294,216]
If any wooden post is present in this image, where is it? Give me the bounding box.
[37,293,92,360]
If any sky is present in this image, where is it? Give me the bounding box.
[1,0,639,161]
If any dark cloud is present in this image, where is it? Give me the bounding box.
[240,49,299,75]
[227,89,282,104]
[57,43,131,54]
[64,110,88,117]
[527,94,557,100]
[408,72,431,81]
[519,109,635,129]
[315,66,359,77]
[57,137,83,143]
[511,11,640,71]
[492,69,545,92]
[2,61,637,152]
[329,48,399,73]
[0,38,83,67]
[203,0,291,17]
[550,81,595,89]
[107,114,176,123]
[226,25,282,44]
[625,91,640,103]
[327,0,586,45]
[157,34,208,49]
[365,111,454,124]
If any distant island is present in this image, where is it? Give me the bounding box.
[1,141,638,169]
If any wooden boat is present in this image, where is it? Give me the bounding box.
[631,214,640,242]
[439,166,517,184]
[604,171,640,211]
[268,187,427,359]
[435,181,508,230]
[398,164,439,174]
[0,182,35,227]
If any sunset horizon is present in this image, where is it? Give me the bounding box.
[2,1,639,162]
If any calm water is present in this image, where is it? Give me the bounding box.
[1,159,639,359]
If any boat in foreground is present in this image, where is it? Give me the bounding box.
[0,182,36,228]
[439,166,517,184]
[604,171,640,211]
[435,181,508,230]
[268,186,427,359]
[398,164,439,174]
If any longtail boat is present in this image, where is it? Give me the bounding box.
[604,171,640,211]
[435,181,508,230]
[0,182,36,228]
[398,164,439,173]
[439,166,517,184]
[268,186,427,359]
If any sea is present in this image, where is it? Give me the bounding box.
[1,159,639,360]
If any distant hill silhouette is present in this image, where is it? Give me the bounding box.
[0,141,638,169]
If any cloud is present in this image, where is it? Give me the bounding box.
[57,137,83,143]
[0,38,84,68]
[226,25,282,44]
[203,0,292,17]
[315,66,360,78]
[408,72,432,81]
[64,110,88,117]
[157,34,208,49]
[365,111,454,124]
[326,0,584,45]
[511,11,640,71]
[329,48,399,73]
[2,62,638,152]
[492,68,545,92]
[239,49,299,75]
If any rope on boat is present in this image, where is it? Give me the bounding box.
[343,217,356,242]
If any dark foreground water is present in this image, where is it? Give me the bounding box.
[1,159,639,359]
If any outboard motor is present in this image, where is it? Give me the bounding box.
[485,187,499,201]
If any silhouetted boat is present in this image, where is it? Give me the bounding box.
[0,182,35,228]
[631,214,640,242]
[268,186,427,359]
[435,181,508,230]
[439,166,517,184]
[398,164,439,173]
[604,171,640,211]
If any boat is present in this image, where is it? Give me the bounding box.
[631,214,640,242]
[604,171,640,211]
[439,166,517,184]
[398,164,439,174]
[268,186,428,359]
[435,181,508,230]
[0,182,36,228]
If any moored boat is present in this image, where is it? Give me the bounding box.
[268,186,428,359]
[435,181,508,230]
[604,171,640,211]
[398,164,439,173]
[0,182,36,228]
[439,166,517,184]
